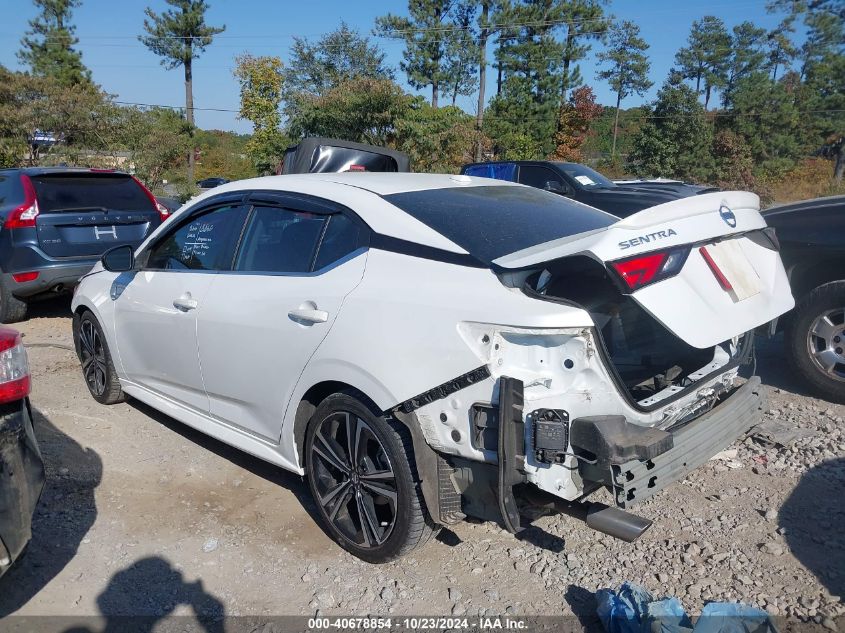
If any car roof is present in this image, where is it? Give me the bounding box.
[0,167,131,177]
[205,172,523,197]
[150,173,528,257]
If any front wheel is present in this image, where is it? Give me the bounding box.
[305,392,435,563]
[73,311,125,405]
[785,281,845,404]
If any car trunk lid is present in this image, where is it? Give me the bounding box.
[496,191,795,349]
[29,173,159,258]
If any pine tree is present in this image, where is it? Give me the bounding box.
[488,0,566,157]
[674,16,732,109]
[628,72,714,182]
[556,0,610,101]
[596,21,652,159]
[139,0,225,183]
[376,1,475,108]
[18,0,91,87]
[722,21,768,107]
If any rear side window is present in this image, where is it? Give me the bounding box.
[235,207,326,273]
[30,174,153,212]
[146,205,246,271]
[462,163,517,182]
[313,214,361,270]
[384,185,617,264]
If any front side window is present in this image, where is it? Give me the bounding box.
[235,206,326,273]
[554,163,615,189]
[518,165,564,190]
[145,205,245,271]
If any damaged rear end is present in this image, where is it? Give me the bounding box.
[470,192,793,538]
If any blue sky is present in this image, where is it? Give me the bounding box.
[0,0,796,133]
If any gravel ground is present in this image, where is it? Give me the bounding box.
[0,300,842,630]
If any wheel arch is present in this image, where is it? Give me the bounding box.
[290,379,385,470]
[788,257,845,301]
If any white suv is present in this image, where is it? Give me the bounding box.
[72,173,794,562]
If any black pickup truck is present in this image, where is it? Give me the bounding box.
[460,161,705,217]
[763,195,845,403]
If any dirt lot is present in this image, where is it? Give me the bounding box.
[1,300,843,629]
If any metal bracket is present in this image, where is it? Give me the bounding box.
[497,376,525,533]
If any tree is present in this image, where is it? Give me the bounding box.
[291,78,413,145]
[119,107,192,188]
[488,0,567,157]
[283,22,393,107]
[376,1,476,108]
[628,73,714,182]
[443,2,479,106]
[0,66,117,166]
[233,55,287,175]
[722,21,768,107]
[550,85,602,161]
[766,17,797,81]
[395,102,487,171]
[555,0,611,101]
[18,0,91,87]
[139,0,225,182]
[674,16,732,109]
[596,20,652,159]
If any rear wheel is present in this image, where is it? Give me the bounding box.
[74,311,124,405]
[0,276,28,323]
[785,281,845,404]
[305,392,435,563]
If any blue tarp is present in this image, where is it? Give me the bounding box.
[597,582,777,633]
[462,163,518,182]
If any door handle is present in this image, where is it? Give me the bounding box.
[288,308,329,324]
[173,293,198,311]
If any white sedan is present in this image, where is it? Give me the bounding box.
[72,173,794,562]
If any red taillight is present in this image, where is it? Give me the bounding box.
[610,248,690,292]
[699,246,733,291]
[12,272,39,283]
[131,175,170,223]
[0,328,30,404]
[4,175,40,229]
[347,165,366,172]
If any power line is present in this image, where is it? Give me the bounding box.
[114,100,240,113]
[111,99,843,121]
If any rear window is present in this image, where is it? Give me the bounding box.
[384,185,617,264]
[462,163,517,181]
[310,146,398,173]
[30,174,153,213]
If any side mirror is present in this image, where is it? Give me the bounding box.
[544,180,568,194]
[102,245,135,273]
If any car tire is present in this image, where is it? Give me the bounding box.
[305,391,436,563]
[73,311,125,405]
[0,276,28,323]
[785,281,845,404]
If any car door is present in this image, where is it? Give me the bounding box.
[113,200,248,412]
[196,194,368,442]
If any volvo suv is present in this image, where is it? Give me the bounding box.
[0,168,169,322]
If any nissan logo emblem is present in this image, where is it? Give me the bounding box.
[719,205,737,228]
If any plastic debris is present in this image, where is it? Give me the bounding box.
[750,419,818,447]
[597,582,778,633]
